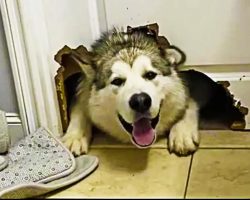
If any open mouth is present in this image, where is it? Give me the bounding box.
[118,113,159,148]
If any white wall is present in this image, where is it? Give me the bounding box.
[8,0,250,134]
[42,0,94,75]
[104,0,250,65]
[37,0,250,69]
[41,0,250,128]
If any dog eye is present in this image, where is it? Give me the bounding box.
[143,71,157,80]
[111,78,125,86]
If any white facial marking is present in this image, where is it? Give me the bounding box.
[111,60,131,79]
[133,55,160,74]
[90,54,186,145]
[110,55,170,124]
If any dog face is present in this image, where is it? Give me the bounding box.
[91,29,185,148]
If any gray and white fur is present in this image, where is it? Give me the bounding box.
[62,28,199,156]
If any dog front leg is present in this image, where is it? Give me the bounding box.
[62,100,92,156]
[168,99,200,156]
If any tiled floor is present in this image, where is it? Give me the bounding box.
[47,130,250,198]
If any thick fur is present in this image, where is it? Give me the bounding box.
[62,29,200,156]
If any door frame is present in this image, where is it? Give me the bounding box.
[0,0,37,135]
[0,0,62,136]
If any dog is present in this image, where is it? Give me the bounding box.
[61,28,244,156]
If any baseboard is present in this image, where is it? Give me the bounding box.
[6,112,21,124]
[6,112,25,145]
[181,64,250,81]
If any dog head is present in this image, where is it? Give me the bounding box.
[91,28,186,148]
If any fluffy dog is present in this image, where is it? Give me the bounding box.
[61,28,201,156]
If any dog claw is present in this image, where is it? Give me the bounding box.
[168,130,199,156]
[61,132,89,156]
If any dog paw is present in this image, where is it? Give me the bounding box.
[62,132,89,156]
[168,129,199,156]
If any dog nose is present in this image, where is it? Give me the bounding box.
[129,92,152,113]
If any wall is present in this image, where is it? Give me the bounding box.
[104,0,250,65]
[41,0,250,128]
[0,10,18,113]
[40,0,250,69]
[9,0,250,133]
[42,0,94,76]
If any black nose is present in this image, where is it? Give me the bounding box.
[129,92,152,113]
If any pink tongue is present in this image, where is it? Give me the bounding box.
[132,118,155,146]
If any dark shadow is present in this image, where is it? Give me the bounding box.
[64,72,83,120]
[179,69,248,130]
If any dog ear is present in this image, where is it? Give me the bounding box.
[164,45,186,67]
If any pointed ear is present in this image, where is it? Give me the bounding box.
[164,45,186,67]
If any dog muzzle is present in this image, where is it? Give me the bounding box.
[118,113,159,148]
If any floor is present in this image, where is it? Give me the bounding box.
[47,130,250,198]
